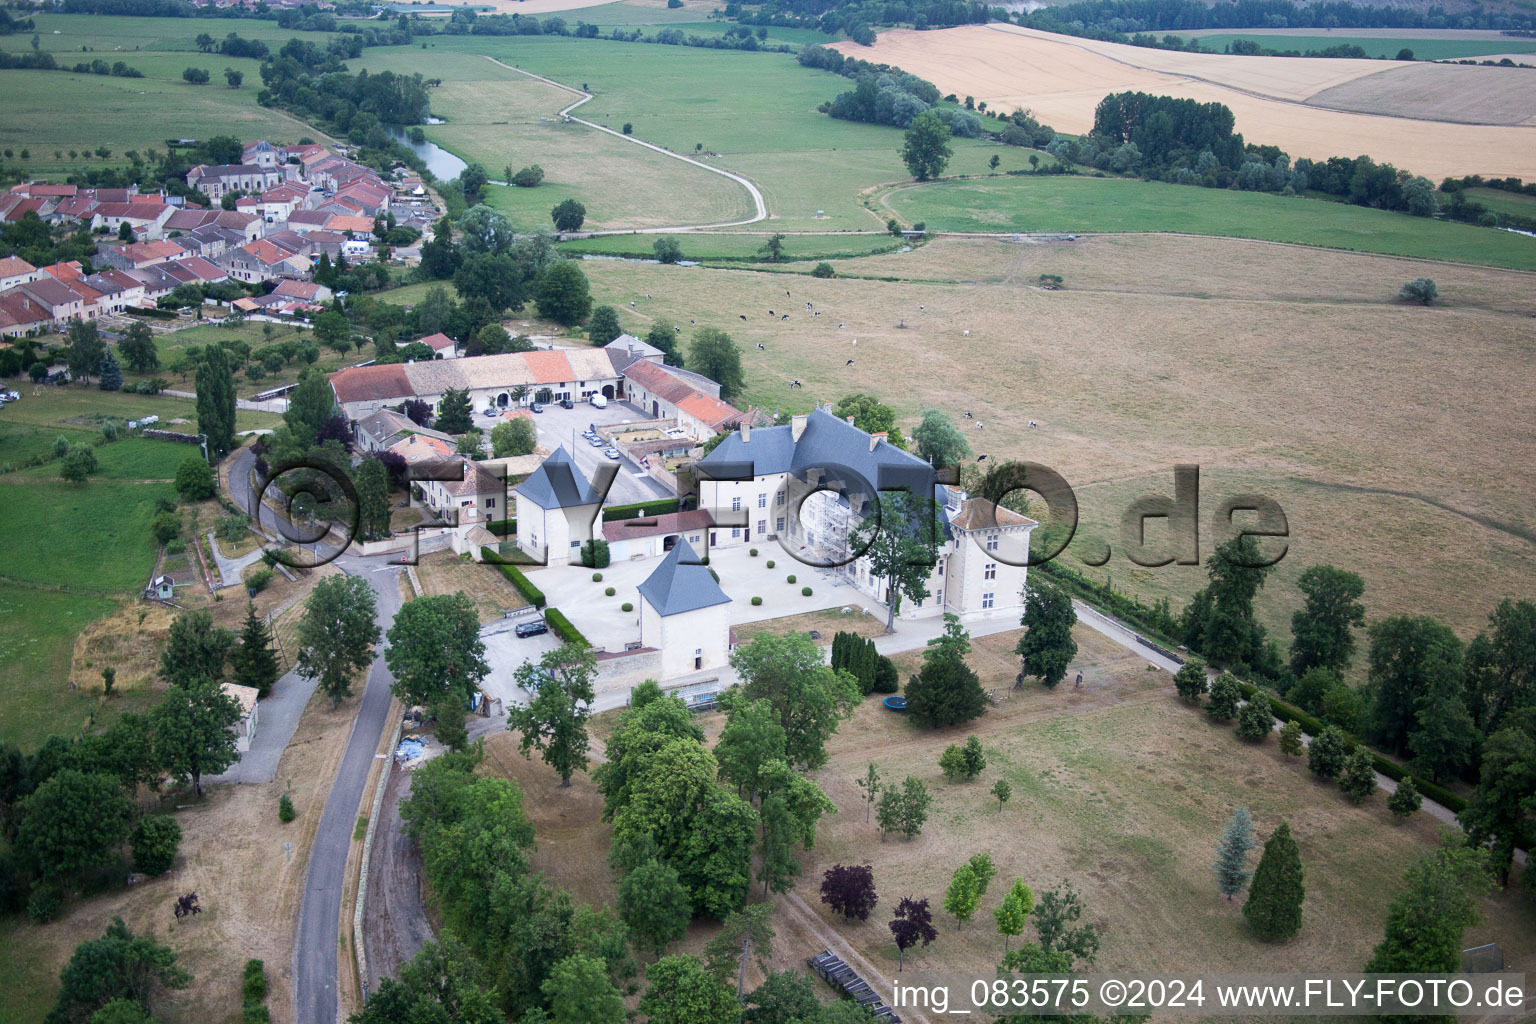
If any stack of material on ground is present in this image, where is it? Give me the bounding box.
[806,948,902,1022]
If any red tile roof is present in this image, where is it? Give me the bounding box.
[329,363,414,405]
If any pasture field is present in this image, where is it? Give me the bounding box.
[379,36,1010,231]
[1464,186,1536,217]
[357,48,755,230]
[1190,33,1536,61]
[0,62,318,177]
[13,437,194,480]
[836,24,1536,179]
[0,587,123,750]
[880,175,1536,269]
[560,231,908,260]
[0,385,281,443]
[576,234,1536,641]
[24,11,341,52]
[0,477,175,592]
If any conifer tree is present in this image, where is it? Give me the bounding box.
[1214,806,1255,900]
[1243,820,1304,940]
[230,602,281,698]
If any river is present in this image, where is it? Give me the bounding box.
[389,126,467,181]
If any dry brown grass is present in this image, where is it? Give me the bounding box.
[414,551,530,625]
[0,686,364,1024]
[831,25,1536,178]
[731,605,889,648]
[769,622,1536,983]
[582,235,1536,642]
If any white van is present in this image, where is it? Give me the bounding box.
[588,394,608,409]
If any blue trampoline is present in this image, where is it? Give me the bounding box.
[883,695,907,711]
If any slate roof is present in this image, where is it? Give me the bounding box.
[514,446,602,511]
[699,407,933,492]
[603,333,661,372]
[637,537,731,617]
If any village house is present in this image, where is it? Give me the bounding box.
[186,164,283,202]
[328,348,626,420]
[621,359,745,441]
[354,408,453,454]
[219,238,312,283]
[416,456,507,522]
[0,256,40,292]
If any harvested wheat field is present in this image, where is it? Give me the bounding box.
[1307,63,1536,125]
[831,25,1536,178]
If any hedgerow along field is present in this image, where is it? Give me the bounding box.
[574,233,1536,643]
[1189,33,1536,61]
[881,175,1536,270]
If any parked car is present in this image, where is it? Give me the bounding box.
[603,448,622,460]
[589,436,605,447]
[514,618,549,638]
[560,398,575,409]
[530,402,544,413]
[3,391,18,401]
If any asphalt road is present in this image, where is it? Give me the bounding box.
[290,552,405,1024]
[227,444,409,1023]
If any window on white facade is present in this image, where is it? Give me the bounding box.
[487,498,496,508]
[775,517,785,533]
[776,490,785,506]
[984,562,996,580]
[732,527,741,538]
[936,589,943,605]
[982,592,995,609]
[986,534,1000,551]
[758,493,767,508]
[757,520,766,534]
[731,496,741,512]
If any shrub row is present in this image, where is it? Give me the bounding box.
[486,517,516,538]
[481,547,545,608]
[601,497,681,522]
[543,606,588,646]
[1036,559,1182,646]
[1227,678,1469,814]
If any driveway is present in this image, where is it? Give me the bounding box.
[207,664,320,785]
[204,530,266,589]
[478,615,562,708]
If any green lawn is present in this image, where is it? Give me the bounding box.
[16,437,192,481]
[558,231,907,260]
[0,418,96,467]
[885,175,1536,269]
[0,477,174,592]
[0,586,124,751]
[26,11,341,53]
[1188,33,1536,60]
[1463,186,1536,219]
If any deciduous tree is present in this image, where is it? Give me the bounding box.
[993,878,1034,953]
[638,956,737,1024]
[550,198,586,233]
[618,858,691,955]
[1031,880,1100,965]
[587,305,622,345]
[151,679,241,796]
[508,643,597,786]
[46,918,190,1024]
[543,954,624,1024]
[535,261,593,325]
[16,769,133,884]
[944,863,981,926]
[1366,839,1491,973]
[1289,565,1366,675]
[687,327,745,403]
[889,896,938,969]
[901,110,952,181]
[821,863,878,921]
[731,631,860,771]
[910,408,969,468]
[160,609,232,688]
[386,593,488,707]
[294,574,380,709]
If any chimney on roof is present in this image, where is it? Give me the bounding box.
[869,431,886,452]
[791,413,808,442]
[740,422,750,443]
[846,415,855,426]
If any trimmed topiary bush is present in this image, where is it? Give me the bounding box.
[278,792,295,823]
[621,602,633,612]
[802,586,813,596]
[592,572,603,582]
[605,586,616,597]
[243,959,268,1003]
[751,596,763,606]
[787,574,796,584]
[749,548,758,556]
[766,560,775,568]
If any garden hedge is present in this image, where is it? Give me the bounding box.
[544,607,588,646]
[602,498,681,522]
[481,547,545,608]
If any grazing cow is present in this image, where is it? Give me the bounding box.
[1029,420,1038,429]
[757,343,765,350]
[846,359,854,366]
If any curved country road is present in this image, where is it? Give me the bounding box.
[224,446,409,1024]
[480,55,769,232]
